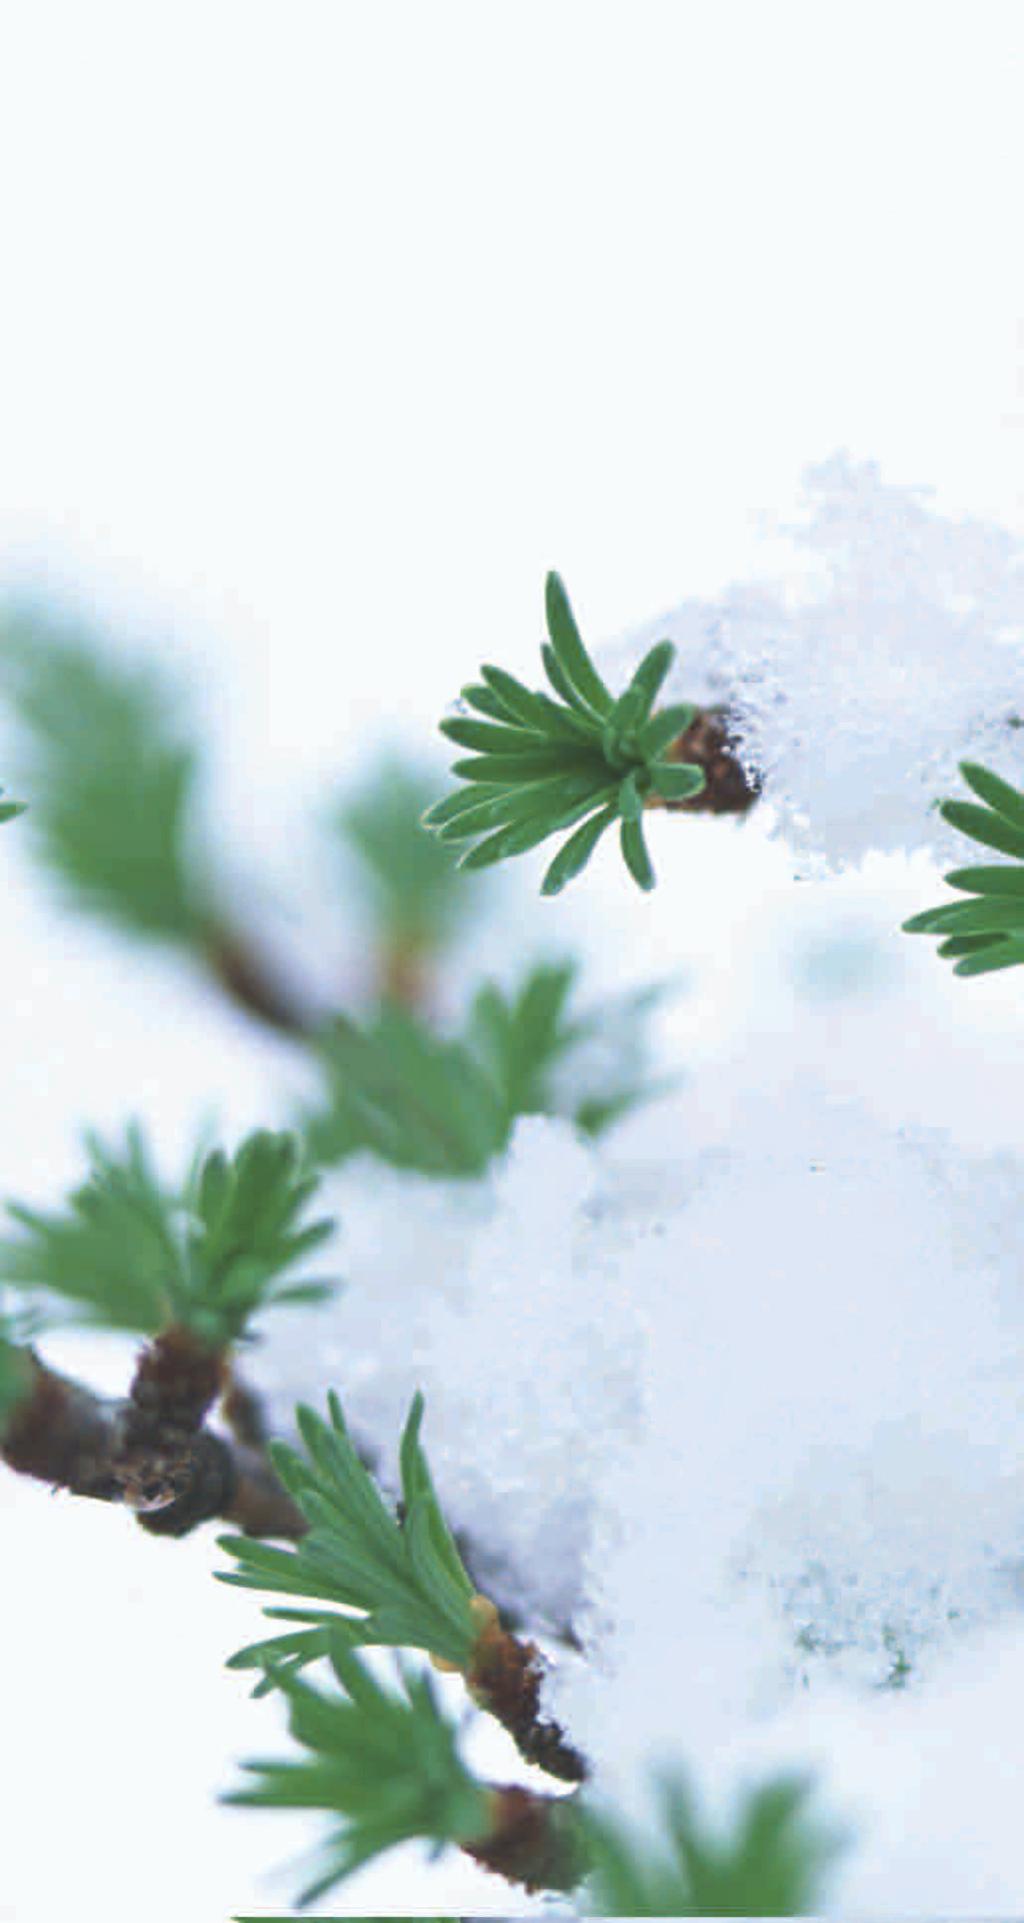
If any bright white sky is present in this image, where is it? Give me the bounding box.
[2,4,1024,1917]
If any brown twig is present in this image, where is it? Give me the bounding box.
[201,920,316,1037]
[1,1354,121,1498]
[463,1783,587,1894]
[465,1611,589,1785]
[378,936,433,1015]
[220,1364,273,1450]
[4,1334,591,1804]
[0,1331,307,1541]
[218,1440,307,1539]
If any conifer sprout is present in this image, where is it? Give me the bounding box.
[0,609,203,939]
[223,1635,495,1907]
[426,571,708,893]
[581,1767,846,1916]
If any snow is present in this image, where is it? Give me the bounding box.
[264,1119,646,1632]
[260,454,1024,1899]
[11,459,1024,1914]
[611,455,1024,869]
[266,1063,1024,1908]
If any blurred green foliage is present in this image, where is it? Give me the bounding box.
[303,959,666,1175]
[223,1630,490,1908]
[330,758,484,991]
[0,1127,335,1347]
[0,607,202,939]
[582,1768,845,1916]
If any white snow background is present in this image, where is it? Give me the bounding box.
[3,5,1024,1919]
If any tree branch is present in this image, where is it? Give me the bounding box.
[201,920,317,1038]
[0,1332,306,1539]
[465,1610,589,1784]
[463,1783,587,1894]
[2,1336,589,1787]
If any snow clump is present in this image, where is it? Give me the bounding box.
[610,454,1024,868]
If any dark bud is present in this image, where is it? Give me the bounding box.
[666,705,761,815]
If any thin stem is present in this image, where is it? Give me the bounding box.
[201,919,317,1037]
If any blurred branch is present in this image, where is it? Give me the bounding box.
[0,607,317,1036]
[328,757,487,1013]
[201,921,317,1036]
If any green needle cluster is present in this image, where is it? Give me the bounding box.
[582,1769,844,1916]
[903,761,1024,975]
[223,1630,490,1907]
[0,610,201,939]
[218,1390,479,1683]
[0,1127,335,1347]
[426,572,705,893]
[304,959,664,1176]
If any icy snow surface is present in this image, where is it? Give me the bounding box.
[605,452,1024,868]
[267,1041,1024,1909]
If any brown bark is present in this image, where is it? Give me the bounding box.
[219,1440,308,1539]
[0,1334,307,1541]
[378,938,433,1014]
[467,1615,589,1784]
[463,1784,587,1894]
[124,1324,226,1445]
[1,1356,121,1498]
[202,921,314,1037]
[220,1367,272,1449]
